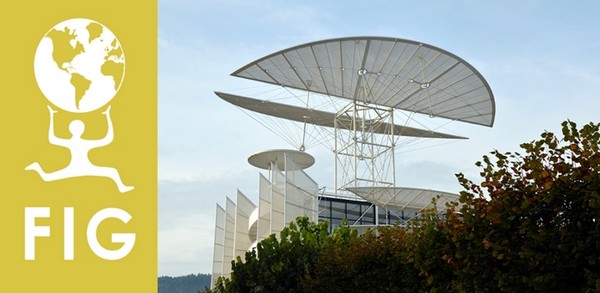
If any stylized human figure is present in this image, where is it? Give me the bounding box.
[25,105,134,193]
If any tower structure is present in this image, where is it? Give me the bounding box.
[217,36,494,200]
[212,36,495,288]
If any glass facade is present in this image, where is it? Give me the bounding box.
[318,195,420,232]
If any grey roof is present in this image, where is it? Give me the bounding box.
[232,36,495,127]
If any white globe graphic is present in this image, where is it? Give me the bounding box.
[34,18,125,113]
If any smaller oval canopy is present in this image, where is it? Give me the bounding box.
[248,149,315,170]
[346,186,459,212]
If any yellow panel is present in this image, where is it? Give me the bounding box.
[1,1,157,292]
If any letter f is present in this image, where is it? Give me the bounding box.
[25,207,50,260]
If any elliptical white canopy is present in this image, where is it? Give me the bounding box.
[248,149,315,170]
[346,186,459,212]
[232,36,495,127]
[216,91,467,139]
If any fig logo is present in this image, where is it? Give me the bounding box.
[26,18,133,193]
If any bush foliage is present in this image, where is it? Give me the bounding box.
[207,121,600,292]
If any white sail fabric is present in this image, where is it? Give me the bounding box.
[234,190,256,260]
[284,154,318,223]
[222,197,236,279]
[211,153,323,288]
[257,174,272,243]
[232,36,495,127]
[211,204,226,287]
[270,162,286,236]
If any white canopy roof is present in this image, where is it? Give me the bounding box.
[216,91,467,139]
[247,149,315,170]
[232,36,495,127]
[346,186,459,212]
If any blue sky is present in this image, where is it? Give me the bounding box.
[158,0,600,276]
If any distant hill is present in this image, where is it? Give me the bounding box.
[158,274,211,293]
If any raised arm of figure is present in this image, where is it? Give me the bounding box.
[46,105,66,146]
[95,105,114,147]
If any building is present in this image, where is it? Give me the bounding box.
[210,150,459,285]
[211,150,319,284]
[210,36,494,287]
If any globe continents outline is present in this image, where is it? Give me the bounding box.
[34,18,125,113]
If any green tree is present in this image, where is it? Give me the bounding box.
[209,216,330,293]
[447,120,600,292]
[158,273,211,293]
[207,120,600,292]
[307,223,424,292]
